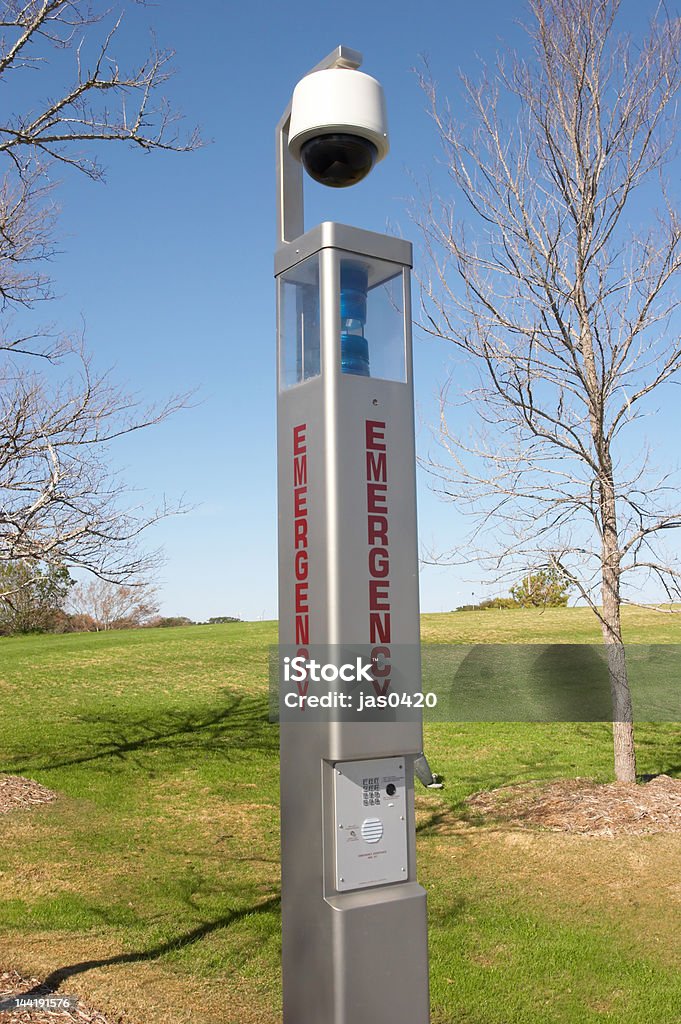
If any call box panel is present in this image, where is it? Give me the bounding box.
[333,756,408,891]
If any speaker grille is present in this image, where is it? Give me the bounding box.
[361,817,383,843]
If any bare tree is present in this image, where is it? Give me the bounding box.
[68,576,159,630]
[415,0,681,782]
[0,1,200,181]
[0,1,201,588]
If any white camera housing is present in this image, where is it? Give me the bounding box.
[288,68,389,188]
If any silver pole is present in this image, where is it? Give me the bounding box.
[275,52,430,1024]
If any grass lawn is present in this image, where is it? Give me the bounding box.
[0,608,680,1023]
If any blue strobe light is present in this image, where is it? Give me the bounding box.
[340,261,370,377]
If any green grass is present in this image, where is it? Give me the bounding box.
[421,604,681,643]
[0,610,680,1023]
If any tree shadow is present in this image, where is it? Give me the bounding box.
[624,646,681,721]
[416,804,454,836]
[0,894,281,1007]
[3,691,278,776]
[429,894,467,925]
[414,759,574,838]
[526,644,612,721]
[425,643,611,722]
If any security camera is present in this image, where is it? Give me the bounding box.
[288,68,389,188]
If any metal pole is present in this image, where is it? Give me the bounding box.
[275,52,430,1024]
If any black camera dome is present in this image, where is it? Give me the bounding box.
[300,133,377,188]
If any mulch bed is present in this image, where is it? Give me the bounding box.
[0,776,57,815]
[0,971,127,1024]
[466,774,681,836]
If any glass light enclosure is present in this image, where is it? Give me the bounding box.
[278,252,321,389]
[339,253,407,383]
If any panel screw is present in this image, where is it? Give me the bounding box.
[400,815,405,820]
[340,878,345,883]
[401,867,406,872]
[339,824,343,829]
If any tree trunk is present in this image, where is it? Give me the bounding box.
[603,638,636,782]
[577,293,637,784]
[600,476,637,783]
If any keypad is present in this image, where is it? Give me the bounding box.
[362,776,381,806]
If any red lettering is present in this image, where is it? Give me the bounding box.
[295,549,308,580]
[294,485,307,517]
[293,424,306,456]
[294,518,308,550]
[366,420,391,690]
[294,454,307,487]
[293,424,310,651]
[368,515,388,546]
[371,646,391,677]
[369,612,391,644]
[295,582,309,613]
[365,420,386,451]
[369,547,389,578]
[366,450,387,482]
[367,483,388,514]
[292,647,310,696]
[371,645,391,695]
[369,580,390,611]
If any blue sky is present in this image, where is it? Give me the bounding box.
[23,0,679,620]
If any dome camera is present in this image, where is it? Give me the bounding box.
[288,68,389,189]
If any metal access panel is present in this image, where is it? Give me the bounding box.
[334,756,408,891]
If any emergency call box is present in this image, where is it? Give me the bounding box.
[333,756,408,892]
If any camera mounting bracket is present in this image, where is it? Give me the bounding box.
[276,46,363,245]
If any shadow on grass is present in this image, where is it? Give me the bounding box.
[417,798,527,838]
[0,894,281,1006]
[416,804,460,836]
[629,726,681,779]
[429,895,467,925]
[428,643,612,722]
[4,692,277,776]
[415,722,622,837]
